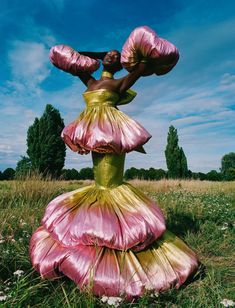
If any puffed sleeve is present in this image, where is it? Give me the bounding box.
[121,26,179,76]
[117,89,137,106]
[49,45,100,75]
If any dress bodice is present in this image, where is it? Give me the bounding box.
[83,88,137,108]
[83,89,119,108]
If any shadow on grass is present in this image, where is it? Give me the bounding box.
[166,210,200,236]
[181,262,206,289]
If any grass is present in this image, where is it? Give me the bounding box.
[0,178,234,307]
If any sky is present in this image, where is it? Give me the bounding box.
[0,0,235,173]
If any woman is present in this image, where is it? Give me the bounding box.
[30,27,199,299]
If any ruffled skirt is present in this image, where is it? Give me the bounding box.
[30,183,199,299]
[61,106,151,154]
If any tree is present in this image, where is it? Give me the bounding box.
[27,104,66,177]
[15,156,32,178]
[165,125,188,178]
[221,152,235,180]
[124,167,139,180]
[62,168,80,180]
[79,167,94,180]
[2,168,15,180]
[206,170,222,181]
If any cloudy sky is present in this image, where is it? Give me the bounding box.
[0,0,235,173]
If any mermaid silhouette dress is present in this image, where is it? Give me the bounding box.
[30,89,199,299]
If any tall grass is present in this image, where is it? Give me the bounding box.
[0,176,234,307]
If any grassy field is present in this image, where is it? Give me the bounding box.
[0,177,234,307]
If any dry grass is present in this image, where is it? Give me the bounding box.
[129,178,235,194]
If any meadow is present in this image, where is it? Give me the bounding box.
[0,177,234,307]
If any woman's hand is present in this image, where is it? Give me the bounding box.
[136,61,155,76]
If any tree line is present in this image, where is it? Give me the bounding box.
[1,104,235,181]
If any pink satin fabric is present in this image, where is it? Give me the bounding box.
[50,45,100,75]
[121,26,179,76]
[30,226,198,299]
[41,183,166,251]
[61,89,151,155]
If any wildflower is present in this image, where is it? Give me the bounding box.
[220,299,235,307]
[107,296,122,307]
[0,240,5,244]
[19,219,27,227]
[145,282,154,291]
[13,270,24,277]
[0,295,7,302]
[101,296,108,303]
[221,226,228,231]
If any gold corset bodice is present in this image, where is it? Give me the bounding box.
[83,89,119,108]
[83,88,137,108]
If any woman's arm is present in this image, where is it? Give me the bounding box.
[77,71,96,87]
[78,51,107,60]
[116,62,154,94]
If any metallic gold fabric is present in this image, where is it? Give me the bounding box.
[92,152,125,188]
[61,89,151,154]
[101,71,114,79]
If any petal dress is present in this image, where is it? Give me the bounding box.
[30,89,199,299]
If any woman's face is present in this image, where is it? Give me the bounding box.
[102,50,122,71]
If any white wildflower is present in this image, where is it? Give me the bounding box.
[145,282,154,291]
[221,226,228,230]
[20,219,27,226]
[4,287,10,291]
[13,270,24,277]
[220,299,235,307]
[0,295,7,301]
[107,296,122,307]
[0,240,5,244]
[101,295,108,303]
[0,291,3,295]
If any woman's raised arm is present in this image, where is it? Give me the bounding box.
[116,62,154,94]
[77,71,96,87]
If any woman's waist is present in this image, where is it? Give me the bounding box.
[85,101,116,108]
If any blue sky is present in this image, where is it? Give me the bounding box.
[0,0,235,172]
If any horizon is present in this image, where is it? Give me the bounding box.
[1,0,235,173]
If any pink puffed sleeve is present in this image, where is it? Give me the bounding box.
[121,26,179,76]
[49,45,100,75]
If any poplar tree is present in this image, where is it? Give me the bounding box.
[27,104,66,177]
[165,125,188,178]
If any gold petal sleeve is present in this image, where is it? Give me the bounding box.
[117,89,137,106]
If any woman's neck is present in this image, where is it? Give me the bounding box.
[101,71,114,79]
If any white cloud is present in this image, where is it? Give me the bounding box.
[8,41,50,89]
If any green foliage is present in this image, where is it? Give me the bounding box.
[27,104,66,177]
[2,168,15,180]
[15,156,32,178]
[165,126,188,179]
[206,170,223,181]
[124,167,166,180]
[79,167,94,180]
[191,172,207,181]
[221,152,235,180]
[61,168,80,180]
[124,167,139,180]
